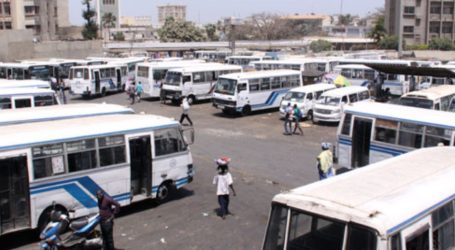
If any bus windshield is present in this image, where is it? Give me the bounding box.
[29,66,51,81]
[318,96,340,106]
[165,72,181,86]
[283,92,306,102]
[215,78,237,95]
[399,97,434,109]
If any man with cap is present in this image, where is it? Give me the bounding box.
[317,142,334,180]
[213,157,236,219]
[96,190,121,250]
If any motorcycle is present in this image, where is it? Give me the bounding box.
[40,203,103,250]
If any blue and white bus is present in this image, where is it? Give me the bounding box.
[337,102,455,168]
[0,114,194,235]
[0,88,60,110]
[212,70,302,115]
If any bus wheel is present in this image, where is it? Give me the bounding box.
[37,205,67,234]
[101,88,107,97]
[241,105,251,116]
[307,110,314,122]
[156,182,171,203]
[187,95,196,105]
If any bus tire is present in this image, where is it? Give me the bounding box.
[307,110,314,122]
[37,204,67,234]
[187,95,196,105]
[156,182,172,203]
[101,88,107,97]
[241,105,251,116]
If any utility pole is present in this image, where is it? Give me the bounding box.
[398,0,403,54]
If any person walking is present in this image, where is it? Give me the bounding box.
[179,97,193,126]
[58,79,67,104]
[283,103,293,135]
[317,142,335,180]
[128,82,136,105]
[292,104,304,135]
[159,80,166,104]
[136,81,144,103]
[96,190,121,250]
[213,157,236,220]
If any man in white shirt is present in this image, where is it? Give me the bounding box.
[213,157,236,219]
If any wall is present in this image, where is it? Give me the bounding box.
[0,29,34,61]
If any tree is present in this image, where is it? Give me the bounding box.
[157,17,205,42]
[248,13,294,40]
[101,12,116,41]
[112,32,125,41]
[338,14,353,26]
[81,0,98,40]
[378,35,399,50]
[428,37,454,50]
[368,15,386,43]
[204,24,219,41]
[309,39,332,52]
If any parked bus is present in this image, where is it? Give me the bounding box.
[0,103,133,126]
[0,114,194,235]
[69,64,127,98]
[0,79,50,89]
[162,64,242,104]
[279,83,336,121]
[193,50,232,63]
[313,86,370,123]
[399,85,455,111]
[263,146,455,250]
[337,102,455,168]
[253,58,337,74]
[135,60,205,97]
[0,88,60,110]
[0,63,57,81]
[212,70,302,115]
[334,64,376,87]
[225,55,273,70]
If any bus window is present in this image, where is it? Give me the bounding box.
[341,113,352,136]
[263,205,288,250]
[14,98,32,109]
[364,70,375,80]
[34,95,54,107]
[349,93,358,103]
[12,68,24,80]
[154,128,186,156]
[0,68,6,79]
[99,135,126,167]
[32,143,65,179]
[449,97,455,112]
[67,139,97,172]
[398,122,423,148]
[431,202,455,250]
[374,119,398,144]
[352,69,363,79]
[271,77,281,89]
[193,72,205,84]
[249,80,259,92]
[0,97,12,109]
[358,91,370,101]
[424,126,451,147]
[261,78,270,91]
[346,224,377,250]
[287,209,345,250]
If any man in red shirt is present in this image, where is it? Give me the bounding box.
[96,190,121,250]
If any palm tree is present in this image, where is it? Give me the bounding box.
[102,12,116,41]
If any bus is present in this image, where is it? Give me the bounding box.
[0,88,60,110]
[418,65,455,89]
[225,55,273,70]
[253,58,337,74]
[87,57,146,86]
[0,114,194,235]
[69,64,127,98]
[0,63,57,81]
[135,60,205,97]
[337,102,455,168]
[162,64,242,104]
[263,146,455,250]
[193,50,232,63]
[0,103,133,126]
[212,70,302,115]
[399,85,455,111]
[0,79,51,89]
[334,64,376,87]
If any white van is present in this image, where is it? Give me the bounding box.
[0,87,60,110]
[313,86,370,123]
[279,83,336,121]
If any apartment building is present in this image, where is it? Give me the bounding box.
[157,4,186,27]
[386,0,455,45]
[0,0,69,40]
[96,0,120,29]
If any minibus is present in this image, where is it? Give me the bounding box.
[0,88,60,110]
[399,85,455,111]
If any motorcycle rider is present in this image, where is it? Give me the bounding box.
[96,190,120,250]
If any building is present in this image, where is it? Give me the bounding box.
[385,0,455,46]
[96,0,120,30]
[323,26,371,38]
[282,14,332,36]
[120,16,152,27]
[0,0,70,40]
[157,4,186,27]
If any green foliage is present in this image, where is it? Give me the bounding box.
[204,24,219,41]
[309,39,332,52]
[368,15,386,43]
[406,44,429,50]
[81,0,98,40]
[102,12,116,29]
[378,35,399,50]
[338,14,353,26]
[428,38,455,51]
[157,17,205,42]
[113,32,125,41]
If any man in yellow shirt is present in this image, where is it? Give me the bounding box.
[317,142,334,180]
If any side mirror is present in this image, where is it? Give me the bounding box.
[182,127,194,145]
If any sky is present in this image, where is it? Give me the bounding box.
[69,0,384,26]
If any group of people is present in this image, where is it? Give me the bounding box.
[127,81,144,105]
[283,103,303,135]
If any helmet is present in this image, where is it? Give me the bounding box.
[215,156,231,166]
[321,142,331,150]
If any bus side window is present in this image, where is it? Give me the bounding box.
[342,96,348,104]
[237,83,247,93]
[0,97,12,109]
[434,103,440,110]
[154,128,186,156]
[341,114,352,136]
[398,122,424,149]
[374,119,398,144]
[32,143,65,179]
[431,202,455,250]
[349,93,358,103]
[183,75,191,84]
[424,126,451,147]
[307,93,313,101]
[359,91,370,100]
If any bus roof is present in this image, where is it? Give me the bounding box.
[320,86,368,97]
[0,87,55,96]
[136,60,206,68]
[0,62,33,68]
[272,146,455,236]
[334,64,373,70]
[253,58,327,65]
[344,101,455,129]
[0,103,133,126]
[220,70,301,80]
[0,79,50,89]
[289,83,336,92]
[167,63,242,73]
[402,85,455,100]
[71,64,124,70]
[0,114,178,151]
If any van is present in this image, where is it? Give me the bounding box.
[279,83,336,121]
[0,87,60,110]
[313,86,370,123]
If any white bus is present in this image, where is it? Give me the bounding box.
[263,146,455,250]
[0,114,194,235]
[337,102,455,168]
[193,50,232,63]
[334,64,376,87]
[279,83,336,121]
[135,60,205,97]
[212,70,302,115]
[0,103,133,126]
[253,58,337,74]
[162,64,242,104]
[225,55,273,70]
[0,88,60,110]
[399,85,455,111]
[69,64,127,98]
[0,79,51,89]
[0,63,57,81]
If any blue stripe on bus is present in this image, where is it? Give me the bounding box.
[150,176,190,193]
[249,89,290,110]
[338,138,352,145]
[338,139,406,156]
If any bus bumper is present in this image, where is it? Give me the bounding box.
[212,98,236,111]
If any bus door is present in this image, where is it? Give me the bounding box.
[0,150,30,234]
[351,117,372,168]
[116,69,121,88]
[94,70,101,93]
[129,135,152,199]
[12,96,33,109]
[400,216,431,250]
[7,68,12,79]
